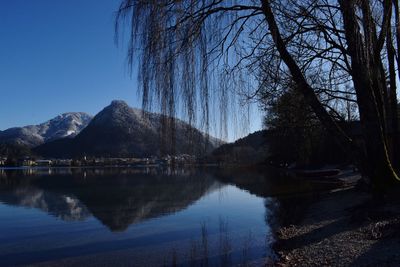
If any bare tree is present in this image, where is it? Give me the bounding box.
[116,0,400,192]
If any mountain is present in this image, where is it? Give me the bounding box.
[0,112,92,147]
[34,100,222,158]
[210,130,270,164]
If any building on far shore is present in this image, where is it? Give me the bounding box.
[35,160,53,167]
[53,159,72,167]
[21,158,36,167]
[0,154,200,168]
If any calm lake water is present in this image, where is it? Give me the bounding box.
[0,167,323,266]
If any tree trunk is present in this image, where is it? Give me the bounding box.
[386,19,399,168]
[260,0,354,151]
[261,0,399,192]
[393,0,400,71]
[339,0,399,191]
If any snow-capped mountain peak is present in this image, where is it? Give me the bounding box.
[34,100,223,158]
[0,112,93,147]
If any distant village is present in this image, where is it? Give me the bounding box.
[0,154,198,168]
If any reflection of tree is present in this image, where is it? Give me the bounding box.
[215,167,347,199]
[213,168,320,198]
[213,168,340,230]
[0,169,220,231]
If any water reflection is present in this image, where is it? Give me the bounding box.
[213,167,340,198]
[0,167,334,266]
[213,168,342,228]
[0,167,336,232]
[0,168,221,231]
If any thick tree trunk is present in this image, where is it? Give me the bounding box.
[339,0,399,191]
[386,21,399,168]
[261,0,399,192]
[359,0,390,138]
[392,0,400,167]
[394,0,400,70]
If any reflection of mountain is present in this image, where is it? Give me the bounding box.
[0,186,90,221]
[0,168,220,231]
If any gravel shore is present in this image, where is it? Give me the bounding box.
[274,185,400,266]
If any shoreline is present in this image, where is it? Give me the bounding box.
[274,185,400,266]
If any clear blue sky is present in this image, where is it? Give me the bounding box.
[0,0,262,141]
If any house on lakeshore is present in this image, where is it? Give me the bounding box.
[35,159,53,167]
[21,158,36,167]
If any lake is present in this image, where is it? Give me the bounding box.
[0,167,324,266]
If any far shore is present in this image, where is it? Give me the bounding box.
[0,163,221,170]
